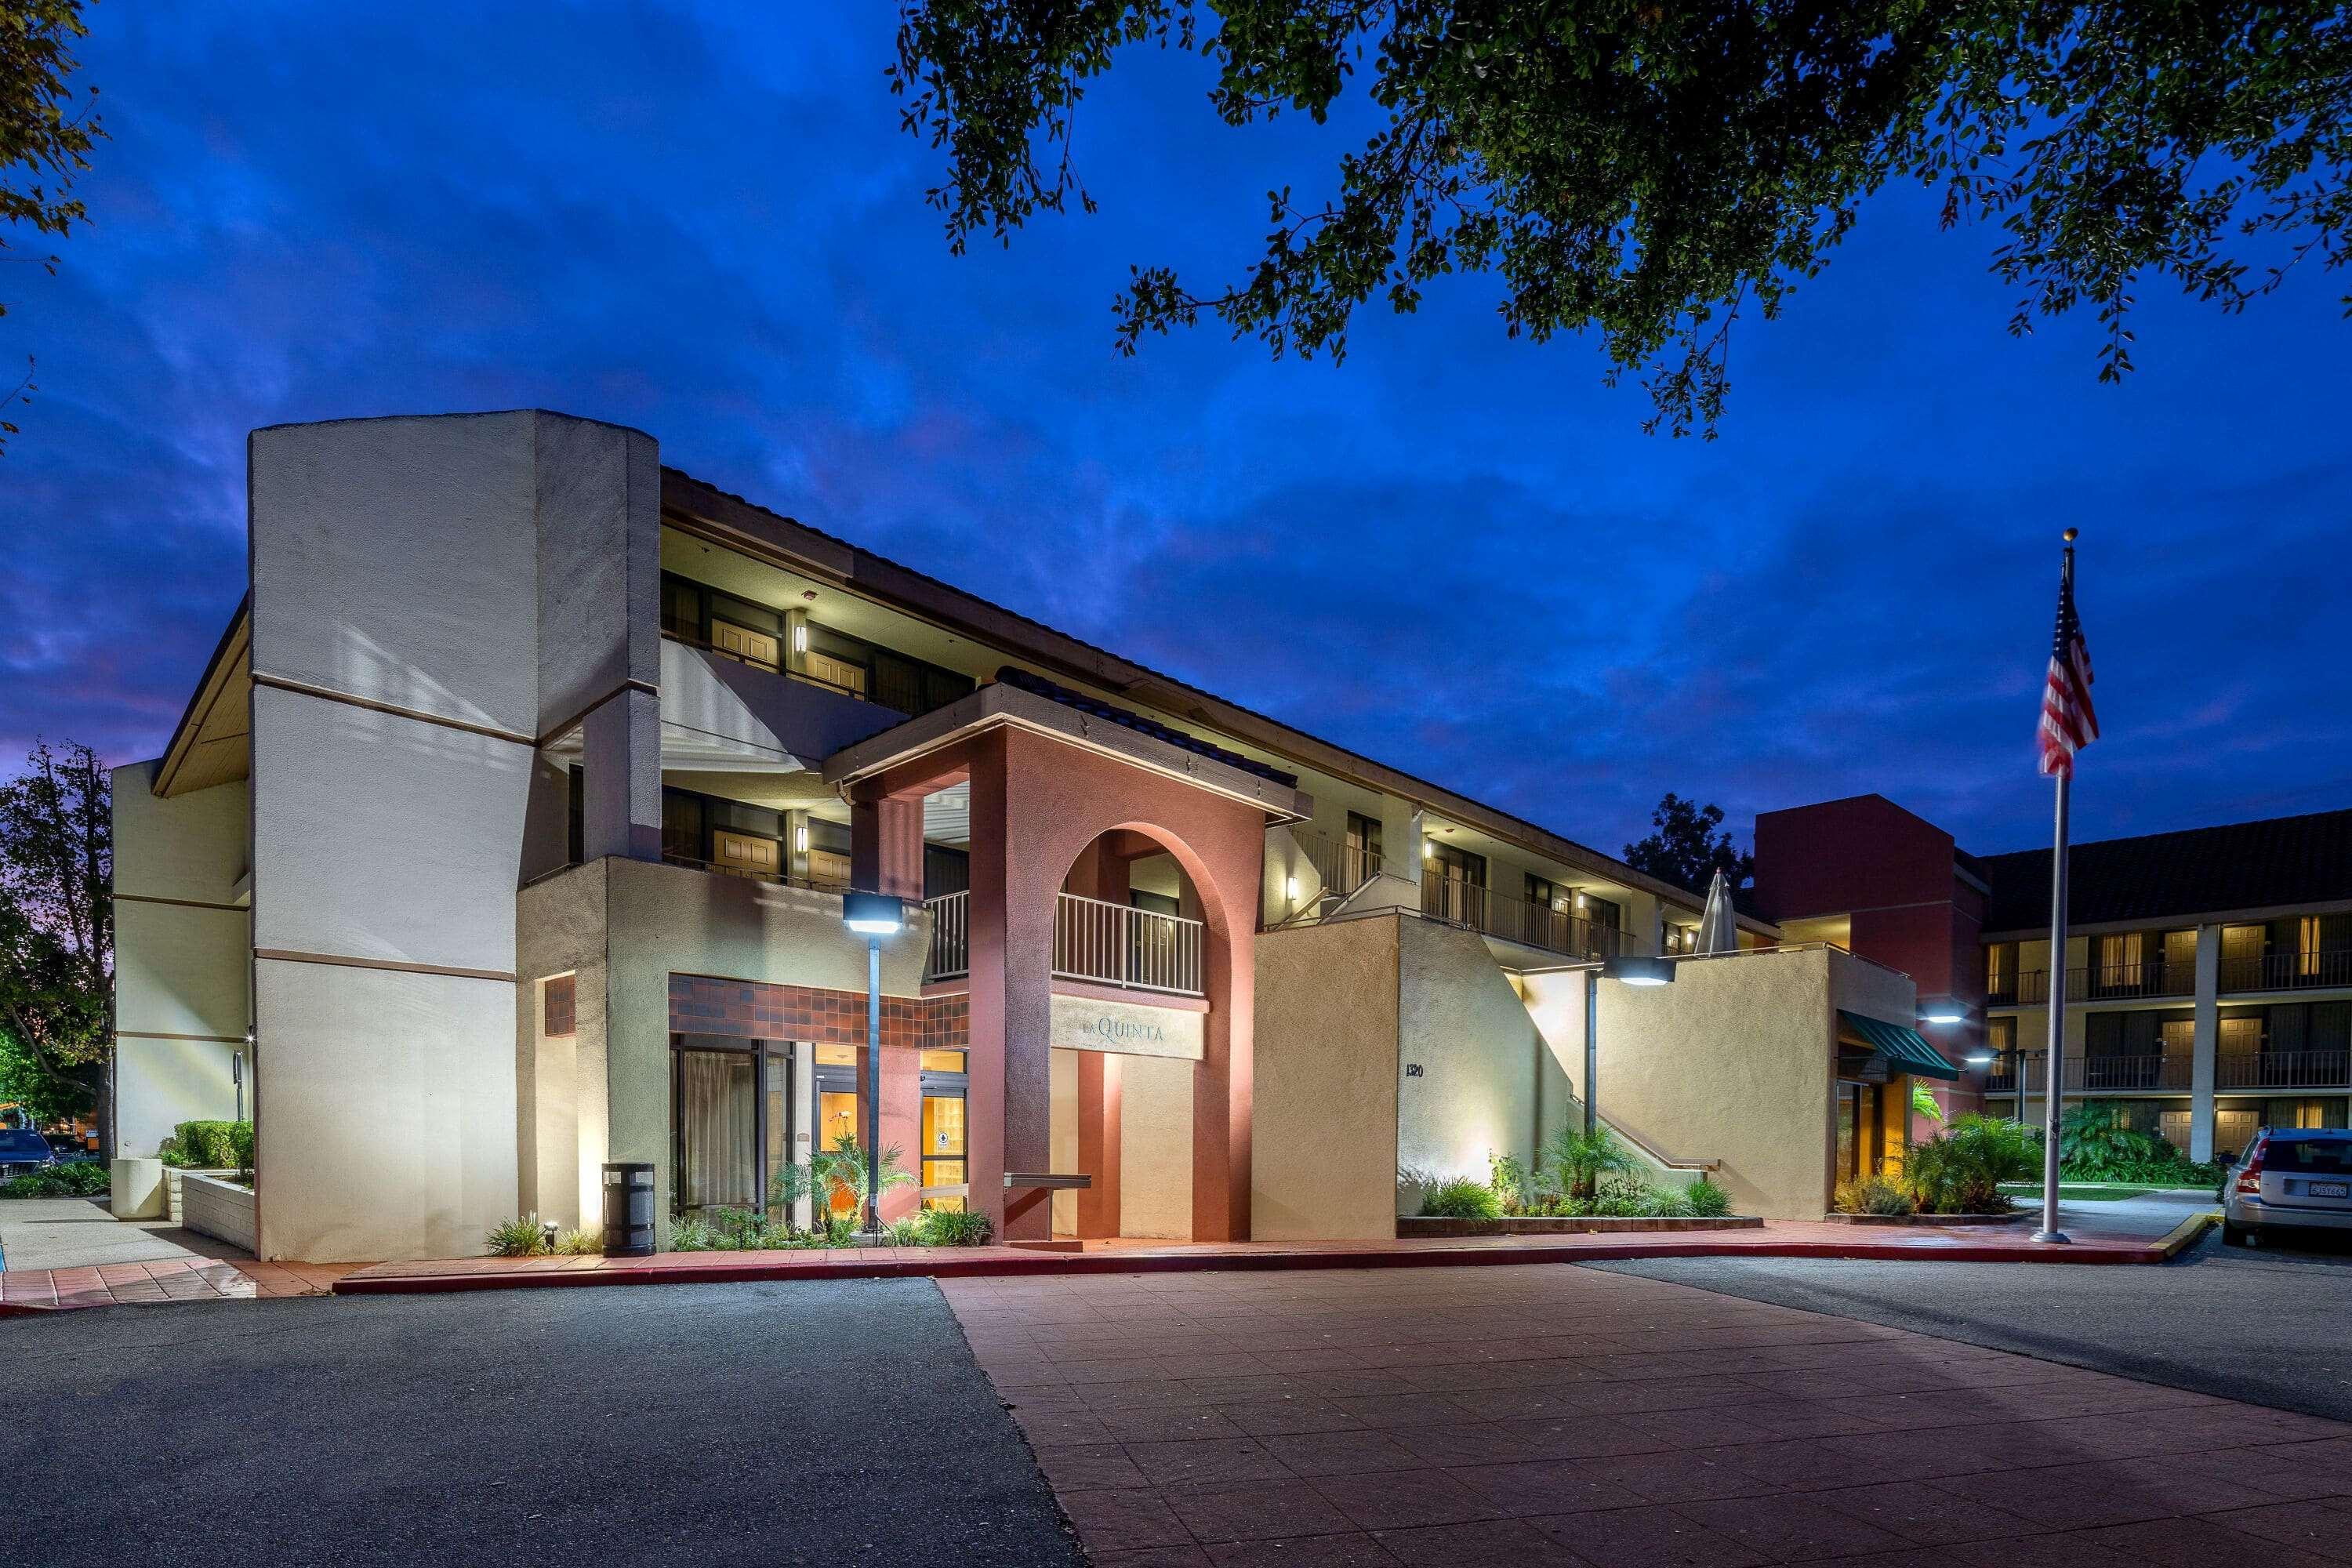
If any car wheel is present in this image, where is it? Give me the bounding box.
[2222,1220,2252,1247]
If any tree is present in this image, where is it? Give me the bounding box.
[892,2,2352,435]
[1622,791,1751,901]
[2,0,107,454]
[0,741,112,1145]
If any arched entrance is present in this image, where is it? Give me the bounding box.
[834,691,1281,1243]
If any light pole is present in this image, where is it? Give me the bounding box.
[843,891,906,1239]
[1583,954,1676,1136]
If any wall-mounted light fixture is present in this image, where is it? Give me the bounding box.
[1574,891,1588,911]
[1422,840,1435,860]
[794,822,810,855]
[791,622,809,654]
[1284,875,1299,903]
[1918,1000,1967,1025]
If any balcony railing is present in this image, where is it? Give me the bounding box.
[659,625,898,708]
[1285,826,1385,904]
[1054,892,1204,997]
[1420,880,1635,960]
[2222,950,2352,993]
[2217,1049,2352,1091]
[926,891,968,982]
[2078,960,2195,1000]
[1988,970,2050,1006]
[1989,1054,2194,1094]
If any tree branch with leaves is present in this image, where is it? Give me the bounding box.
[0,741,113,1139]
[2,0,107,454]
[893,1,2352,436]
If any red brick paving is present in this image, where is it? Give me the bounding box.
[0,1255,351,1314]
[938,1262,2351,1566]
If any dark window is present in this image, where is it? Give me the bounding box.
[1131,889,1181,917]
[2267,1136,2352,1175]
[1526,873,1563,910]
[924,843,970,900]
[543,975,576,1038]
[1344,811,1384,884]
[1428,842,1486,886]
[566,763,583,866]
[660,572,707,641]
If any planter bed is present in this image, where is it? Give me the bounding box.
[1820,1210,2031,1226]
[1398,1215,1763,1239]
[180,1171,257,1253]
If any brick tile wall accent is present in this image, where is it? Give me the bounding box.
[669,974,967,1051]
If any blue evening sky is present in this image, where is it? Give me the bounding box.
[5,4,2347,858]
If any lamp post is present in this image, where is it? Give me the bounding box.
[1584,953,1676,1136]
[843,891,906,1239]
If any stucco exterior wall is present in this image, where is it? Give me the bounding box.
[515,860,611,1231]
[1252,918,1401,1242]
[1542,948,1846,1219]
[1396,916,1548,1210]
[244,411,659,1262]
[111,763,252,1156]
[597,856,927,1243]
[1051,1047,1079,1234]
[1117,1054,1193,1239]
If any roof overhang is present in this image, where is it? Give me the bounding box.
[822,681,1313,824]
[154,596,252,798]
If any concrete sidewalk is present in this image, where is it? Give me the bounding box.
[0,1196,213,1273]
[0,1197,348,1312]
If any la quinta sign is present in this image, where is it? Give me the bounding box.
[1048,993,1204,1061]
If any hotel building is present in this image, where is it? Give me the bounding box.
[1754,797,2352,1163]
[113,412,1948,1261]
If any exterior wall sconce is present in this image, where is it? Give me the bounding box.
[1574,891,1588,911]
[1918,1002,1966,1025]
[791,622,809,654]
[1284,875,1299,903]
[794,822,810,854]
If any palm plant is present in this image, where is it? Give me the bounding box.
[1537,1123,1642,1203]
[775,1133,916,1238]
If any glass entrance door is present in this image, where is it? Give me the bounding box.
[920,1049,969,1210]
[813,1043,862,1220]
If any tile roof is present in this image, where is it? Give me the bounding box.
[1977,807,2352,931]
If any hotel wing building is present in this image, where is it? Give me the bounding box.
[1756,797,2352,1165]
[114,411,1951,1261]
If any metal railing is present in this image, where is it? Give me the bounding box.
[1054,892,1204,996]
[1283,826,1385,904]
[2222,949,2352,993]
[2218,1049,2352,1090]
[1989,970,2051,1006]
[1990,1054,2195,1094]
[659,626,892,707]
[926,891,969,982]
[2078,960,2195,1000]
[1419,879,1636,960]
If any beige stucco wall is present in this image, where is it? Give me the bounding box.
[1527,947,1853,1219]
[1396,916,1550,1210]
[1252,918,1401,1241]
[111,763,252,1156]
[593,855,927,1245]
[515,859,611,1231]
[1117,1054,1193,1239]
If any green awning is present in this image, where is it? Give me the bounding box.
[1837,1010,1959,1081]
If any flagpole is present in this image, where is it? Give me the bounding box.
[2034,528,2079,1245]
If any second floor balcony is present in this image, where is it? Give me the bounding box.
[1421,879,1635,960]
[923,889,1206,998]
[1985,1048,2350,1094]
[2222,949,2352,994]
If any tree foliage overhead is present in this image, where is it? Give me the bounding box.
[1,0,105,449]
[1623,790,1751,900]
[0,741,112,1124]
[892,2,2352,434]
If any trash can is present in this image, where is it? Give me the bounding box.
[603,1162,656,1257]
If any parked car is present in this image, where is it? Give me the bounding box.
[2223,1127,2352,1247]
[0,1127,56,1179]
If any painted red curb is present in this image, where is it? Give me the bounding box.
[330,1232,2181,1298]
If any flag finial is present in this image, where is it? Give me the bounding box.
[2063,527,2078,543]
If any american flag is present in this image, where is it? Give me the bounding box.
[2038,557,2098,777]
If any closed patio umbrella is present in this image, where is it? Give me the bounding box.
[1696,868,1739,954]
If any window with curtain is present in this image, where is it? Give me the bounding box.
[673,1049,758,1214]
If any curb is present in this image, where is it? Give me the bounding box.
[330,1231,2184,1298]
[2151,1208,2222,1259]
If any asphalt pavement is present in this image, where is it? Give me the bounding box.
[0,1279,1083,1568]
[1590,1189,2352,1425]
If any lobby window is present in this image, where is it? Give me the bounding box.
[919,1049,969,1211]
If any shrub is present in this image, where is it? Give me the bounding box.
[1684,1175,1733,1217]
[555,1228,603,1256]
[1903,1113,2036,1213]
[1421,1176,1503,1220]
[1588,1177,1671,1217]
[1488,1153,1531,1215]
[1537,1125,1642,1203]
[1834,1176,1916,1216]
[885,1214,925,1246]
[485,1214,550,1257]
[3,1162,121,1200]
[158,1120,254,1171]
[917,1207,994,1247]
[668,1214,719,1252]
[2053,1103,2221,1185]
